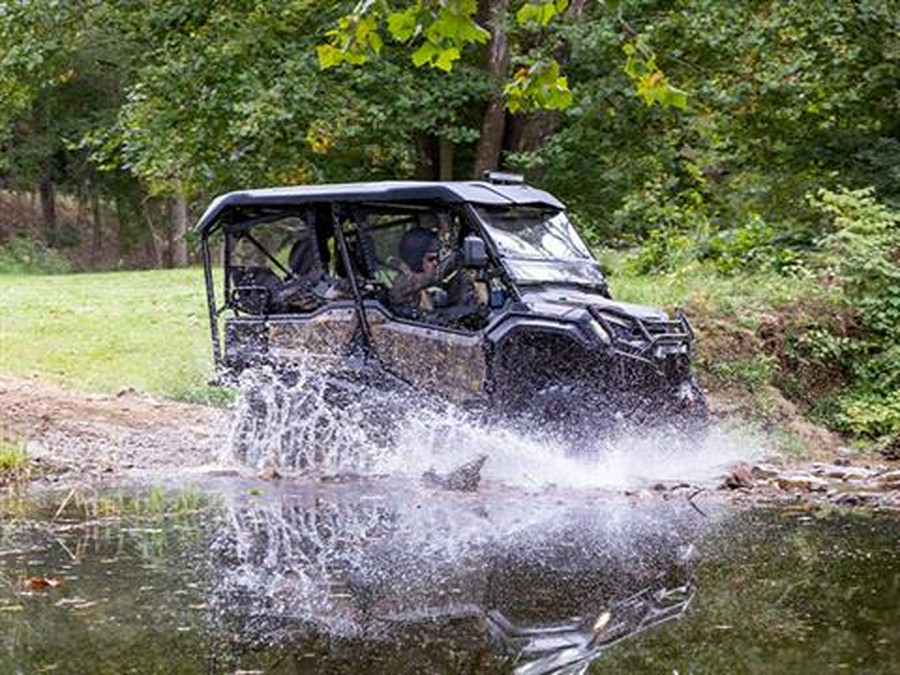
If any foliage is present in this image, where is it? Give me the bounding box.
[0,236,70,275]
[317,0,578,112]
[533,0,900,239]
[622,40,686,110]
[317,0,490,72]
[706,355,777,389]
[834,390,900,439]
[504,59,572,113]
[805,187,900,439]
[811,187,900,336]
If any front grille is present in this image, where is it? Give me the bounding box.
[590,307,695,366]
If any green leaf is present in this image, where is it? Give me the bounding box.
[516,4,542,25]
[316,44,343,69]
[434,47,460,72]
[516,1,567,27]
[387,6,418,42]
[411,41,440,68]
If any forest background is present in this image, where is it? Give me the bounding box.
[0,0,898,451]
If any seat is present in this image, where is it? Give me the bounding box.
[229,266,283,314]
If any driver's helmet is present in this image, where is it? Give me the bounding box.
[399,227,440,273]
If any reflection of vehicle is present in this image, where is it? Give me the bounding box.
[208,485,698,674]
[196,174,706,430]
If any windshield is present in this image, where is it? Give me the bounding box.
[474,206,606,288]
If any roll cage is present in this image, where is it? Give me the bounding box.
[198,195,520,370]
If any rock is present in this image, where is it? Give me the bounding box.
[832,492,872,507]
[422,454,487,492]
[875,469,900,490]
[875,435,900,461]
[814,464,871,481]
[776,474,829,493]
[751,463,780,480]
[258,465,281,481]
[722,463,753,489]
[624,488,653,499]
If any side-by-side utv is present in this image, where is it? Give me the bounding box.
[195,174,706,432]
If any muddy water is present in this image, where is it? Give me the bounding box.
[1,480,898,674]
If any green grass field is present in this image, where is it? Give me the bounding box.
[0,268,220,402]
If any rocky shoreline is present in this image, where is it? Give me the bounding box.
[723,458,900,511]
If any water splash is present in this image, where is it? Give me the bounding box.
[214,366,748,669]
[226,365,763,490]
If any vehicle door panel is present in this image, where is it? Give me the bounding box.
[364,304,487,404]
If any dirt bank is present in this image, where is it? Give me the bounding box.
[0,375,226,482]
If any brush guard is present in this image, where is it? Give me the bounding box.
[589,306,695,369]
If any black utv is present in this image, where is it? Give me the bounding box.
[196,174,706,432]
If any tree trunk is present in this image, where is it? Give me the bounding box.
[507,110,561,154]
[507,0,591,161]
[38,178,57,244]
[171,195,189,267]
[472,0,510,178]
[415,133,439,180]
[115,196,128,260]
[164,199,175,269]
[91,192,102,266]
[439,137,454,180]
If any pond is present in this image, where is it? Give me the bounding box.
[1,477,898,674]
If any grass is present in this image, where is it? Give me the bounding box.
[0,268,219,402]
[598,250,831,318]
[0,440,29,483]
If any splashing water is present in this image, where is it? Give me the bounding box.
[225,365,763,490]
[214,364,752,671]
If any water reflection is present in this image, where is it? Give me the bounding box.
[207,481,703,673]
[3,484,898,674]
[0,488,214,673]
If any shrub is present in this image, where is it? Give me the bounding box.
[805,187,900,440]
[0,236,70,274]
[699,214,810,276]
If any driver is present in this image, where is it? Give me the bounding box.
[389,227,464,311]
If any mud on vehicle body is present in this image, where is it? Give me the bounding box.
[196,174,706,433]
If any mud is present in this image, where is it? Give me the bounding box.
[0,375,225,482]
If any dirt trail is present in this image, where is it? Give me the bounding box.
[0,375,226,480]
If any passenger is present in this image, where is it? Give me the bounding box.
[277,225,349,310]
[389,227,465,311]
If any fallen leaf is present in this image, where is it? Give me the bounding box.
[25,576,61,591]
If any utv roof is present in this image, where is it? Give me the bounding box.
[195,180,565,236]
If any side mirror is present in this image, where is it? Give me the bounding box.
[463,236,488,269]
